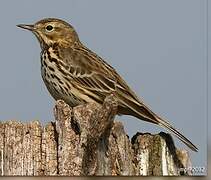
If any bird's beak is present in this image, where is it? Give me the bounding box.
[17,24,35,31]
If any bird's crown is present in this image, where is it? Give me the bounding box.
[17,18,79,48]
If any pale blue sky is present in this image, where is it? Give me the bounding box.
[0,0,208,175]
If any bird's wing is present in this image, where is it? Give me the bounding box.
[63,45,166,123]
[62,45,198,151]
[62,45,118,103]
[64,45,155,116]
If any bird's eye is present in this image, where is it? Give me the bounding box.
[46,25,54,32]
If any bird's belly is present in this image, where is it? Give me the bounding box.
[41,67,81,107]
[48,82,78,106]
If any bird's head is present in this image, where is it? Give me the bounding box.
[17,18,79,48]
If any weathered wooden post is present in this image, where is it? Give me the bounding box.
[0,95,191,176]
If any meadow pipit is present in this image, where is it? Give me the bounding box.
[17,18,198,151]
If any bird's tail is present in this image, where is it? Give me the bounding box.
[117,91,198,152]
[156,116,198,152]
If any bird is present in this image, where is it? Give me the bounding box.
[17,18,198,151]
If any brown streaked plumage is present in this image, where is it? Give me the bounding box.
[17,18,198,151]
